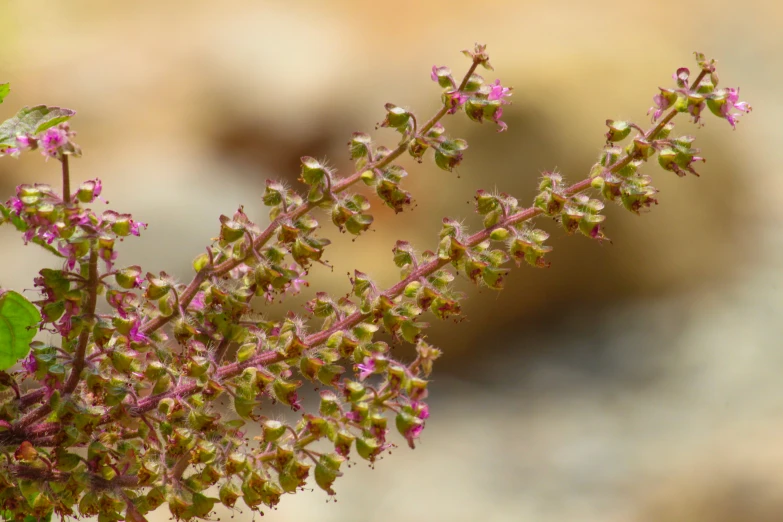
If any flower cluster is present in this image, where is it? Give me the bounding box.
[648,53,751,129]
[0,46,750,522]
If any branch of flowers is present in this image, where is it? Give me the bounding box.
[223,74,708,367]
[17,89,696,444]
[138,57,484,338]
[17,63,709,446]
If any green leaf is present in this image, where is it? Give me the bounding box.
[0,83,9,105]
[0,105,75,147]
[0,290,41,370]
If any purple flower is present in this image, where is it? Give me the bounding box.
[189,291,206,311]
[129,219,146,236]
[21,353,38,374]
[287,264,308,295]
[39,127,67,158]
[128,320,150,345]
[98,244,118,271]
[673,67,690,88]
[15,135,33,149]
[487,79,512,102]
[486,79,512,132]
[7,197,23,215]
[57,242,80,271]
[412,401,430,420]
[356,357,376,381]
[708,87,752,129]
[344,410,362,422]
[492,108,508,132]
[430,65,439,82]
[648,88,678,121]
[444,90,469,114]
[107,291,135,318]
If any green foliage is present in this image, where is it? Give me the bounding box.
[0,105,75,147]
[0,290,41,370]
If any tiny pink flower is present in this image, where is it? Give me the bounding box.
[356,357,376,381]
[444,90,469,114]
[128,320,150,345]
[16,135,33,149]
[648,88,678,122]
[39,127,67,158]
[189,291,206,311]
[22,353,38,374]
[487,79,512,102]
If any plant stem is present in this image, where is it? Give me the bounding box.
[61,155,71,206]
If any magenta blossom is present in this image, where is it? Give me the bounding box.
[487,79,512,132]
[356,357,376,381]
[648,87,678,121]
[287,264,308,295]
[39,127,67,158]
[487,79,512,102]
[444,90,469,114]
[708,87,752,129]
[128,320,151,345]
[21,353,38,374]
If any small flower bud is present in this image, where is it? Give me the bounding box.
[343,380,366,402]
[225,451,249,475]
[262,420,287,443]
[464,73,485,92]
[355,435,386,462]
[317,363,345,386]
[300,156,329,186]
[396,411,425,449]
[76,179,101,203]
[605,120,633,142]
[272,378,302,410]
[349,132,372,161]
[381,103,412,132]
[219,482,241,508]
[314,453,345,495]
[430,65,456,89]
[490,227,510,241]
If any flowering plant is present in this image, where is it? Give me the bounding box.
[0,45,750,521]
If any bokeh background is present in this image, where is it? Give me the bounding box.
[1,1,781,520]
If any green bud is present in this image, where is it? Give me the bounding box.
[262,419,287,443]
[382,103,412,131]
[314,453,346,495]
[225,452,249,475]
[300,156,328,186]
[356,435,385,462]
[219,481,241,508]
[605,119,633,142]
[319,390,341,417]
[490,227,509,241]
[344,380,366,402]
[219,216,245,243]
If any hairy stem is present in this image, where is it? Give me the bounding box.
[61,155,71,206]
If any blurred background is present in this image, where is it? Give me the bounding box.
[1,1,781,520]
